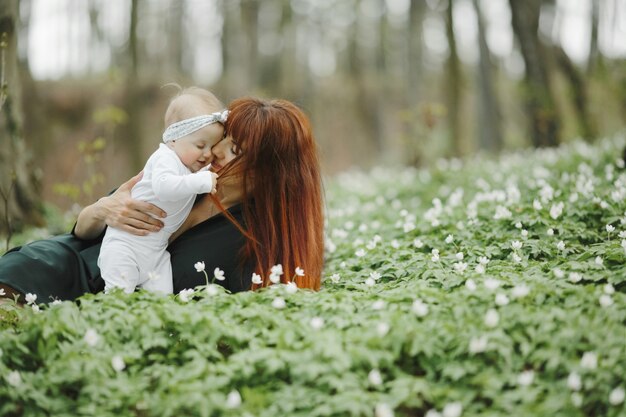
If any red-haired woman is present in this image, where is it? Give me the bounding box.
[0,98,324,302]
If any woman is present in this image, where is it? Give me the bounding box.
[0,97,324,303]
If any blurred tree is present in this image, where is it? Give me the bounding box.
[0,0,43,233]
[472,0,502,152]
[444,0,462,156]
[509,0,560,147]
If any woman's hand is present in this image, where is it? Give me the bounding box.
[74,172,166,239]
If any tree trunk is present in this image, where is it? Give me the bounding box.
[0,0,44,235]
[472,0,502,152]
[444,0,462,156]
[509,0,560,147]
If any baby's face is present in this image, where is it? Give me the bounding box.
[168,122,224,172]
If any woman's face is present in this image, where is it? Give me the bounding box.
[210,135,240,172]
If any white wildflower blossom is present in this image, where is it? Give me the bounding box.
[567,372,582,391]
[251,273,263,285]
[368,369,383,386]
[442,402,463,417]
[484,309,499,328]
[495,293,510,306]
[517,370,534,386]
[412,299,429,317]
[310,317,325,330]
[194,261,205,272]
[581,352,598,369]
[25,293,37,305]
[375,403,394,417]
[271,297,286,309]
[226,390,242,408]
[111,355,126,372]
[609,386,625,405]
[469,336,488,354]
[599,294,613,307]
[84,329,100,347]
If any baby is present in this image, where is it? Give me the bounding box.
[98,87,226,294]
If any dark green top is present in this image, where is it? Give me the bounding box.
[0,204,252,303]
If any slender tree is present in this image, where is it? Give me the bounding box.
[508,0,560,147]
[0,0,44,234]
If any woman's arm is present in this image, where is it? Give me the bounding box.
[74,173,167,240]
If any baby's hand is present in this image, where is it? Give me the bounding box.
[210,172,219,194]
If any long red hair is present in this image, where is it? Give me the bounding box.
[215,97,324,290]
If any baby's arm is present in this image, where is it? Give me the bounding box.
[152,154,218,201]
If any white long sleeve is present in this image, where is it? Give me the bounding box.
[151,152,214,201]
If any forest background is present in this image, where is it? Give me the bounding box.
[0,0,624,236]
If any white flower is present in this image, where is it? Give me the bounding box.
[517,370,534,386]
[606,224,615,233]
[285,282,298,294]
[412,299,429,317]
[469,336,488,354]
[556,240,566,251]
[571,392,583,407]
[372,300,386,310]
[111,355,126,372]
[484,278,501,291]
[465,279,477,291]
[475,264,485,274]
[511,240,522,250]
[512,285,530,298]
[604,283,615,294]
[375,403,394,417]
[194,261,205,272]
[270,264,284,276]
[484,309,499,328]
[295,267,305,277]
[553,268,565,278]
[370,271,382,280]
[445,234,454,244]
[214,267,225,281]
[25,293,37,305]
[329,273,341,283]
[178,288,194,302]
[594,256,603,266]
[355,249,366,257]
[376,322,390,336]
[206,284,219,296]
[365,277,376,287]
[84,329,100,347]
[580,351,597,369]
[251,273,263,285]
[413,238,424,248]
[453,262,467,274]
[547,228,554,236]
[6,370,21,387]
[442,402,463,417]
[599,294,613,307]
[368,369,383,386]
[495,293,509,306]
[569,272,582,283]
[269,273,281,284]
[226,390,242,408]
[609,386,625,405]
[478,256,489,265]
[271,297,286,309]
[310,317,325,329]
[550,202,564,219]
[567,372,582,391]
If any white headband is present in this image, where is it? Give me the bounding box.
[162,110,229,143]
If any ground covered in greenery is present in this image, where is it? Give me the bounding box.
[2,137,626,416]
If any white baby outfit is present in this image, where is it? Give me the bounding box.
[98,143,215,294]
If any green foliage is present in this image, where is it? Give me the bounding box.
[2,136,626,416]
